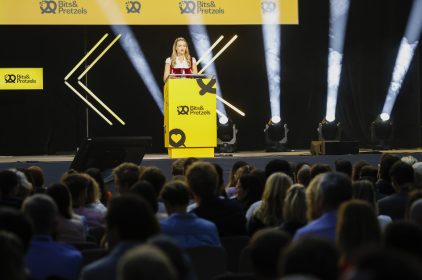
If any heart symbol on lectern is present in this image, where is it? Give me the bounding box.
[169,128,186,147]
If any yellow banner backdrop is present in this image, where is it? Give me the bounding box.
[0,0,298,25]
[0,68,43,90]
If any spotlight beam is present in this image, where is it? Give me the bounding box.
[325,0,350,122]
[78,81,126,125]
[64,34,109,81]
[381,0,422,116]
[64,81,113,126]
[78,34,122,80]
[198,35,238,74]
[216,95,245,116]
[196,35,224,66]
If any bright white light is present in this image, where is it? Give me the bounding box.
[95,0,164,113]
[380,113,390,121]
[189,25,227,116]
[271,116,281,124]
[382,38,419,116]
[325,0,350,124]
[262,0,281,119]
[219,115,229,125]
[111,26,164,113]
[381,0,422,116]
[326,115,336,122]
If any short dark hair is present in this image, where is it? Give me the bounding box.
[384,221,422,260]
[106,195,159,241]
[265,159,291,179]
[0,231,26,280]
[140,167,166,196]
[61,173,89,208]
[279,236,339,280]
[113,163,140,193]
[183,157,199,175]
[0,170,19,197]
[335,159,352,178]
[390,161,414,189]
[46,183,73,219]
[319,172,352,212]
[160,181,190,207]
[310,164,332,179]
[186,162,218,199]
[0,208,32,252]
[250,228,291,278]
[171,159,185,176]
[22,194,58,235]
[379,154,400,181]
[129,180,158,213]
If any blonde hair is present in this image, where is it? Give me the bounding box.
[171,37,191,68]
[306,174,324,221]
[283,184,307,224]
[254,172,293,226]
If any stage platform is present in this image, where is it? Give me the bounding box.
[1,149,422,186]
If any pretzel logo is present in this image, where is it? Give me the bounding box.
[4,74,16,83]
[40,0,57,14]
[179,1,196,14]
[126,1,141,13]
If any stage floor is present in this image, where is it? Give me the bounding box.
[2,149,422,186]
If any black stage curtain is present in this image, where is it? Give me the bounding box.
[0,0,421,155]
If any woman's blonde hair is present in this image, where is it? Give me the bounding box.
[305,174,324,221]
[254,172,293,226]
[171,37,191,68]
[283,184,307,224]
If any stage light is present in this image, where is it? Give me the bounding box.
[371,115,393,149]
[380,113,390,122]
[216,117,238,153]
[381,0,422,117]
[325,0,350,123]
[264,117,288,152]
[262,1,281,122]
[318,118,341,141]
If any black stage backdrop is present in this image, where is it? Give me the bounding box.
[0,0,421,155]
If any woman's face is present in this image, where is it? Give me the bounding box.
[175,40,187,55]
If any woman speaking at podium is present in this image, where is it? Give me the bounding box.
[163,37,198,83]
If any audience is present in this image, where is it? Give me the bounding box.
[376,154,399,195]
[279,184,307,237]
[117,244,177,280]
[335,159,353,178]
[336,200,381,268]
[249,228,291,279]
[1,153,422,280]
[0,231,27,280]
[236,173,264,213]
[187,162,246,236]
[81,194,159,280]
[0,207,33,253]
[279,236,339,280]
[295,172,352,241]
[23,194,82,280]
[45,183,86,243]
[352,180,392,229]
[112,163,140,194]
[248,172,293,235]
[160,180,221,248]
[0,170,22,209]
[378,161,414,220]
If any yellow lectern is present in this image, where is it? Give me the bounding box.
[164,75,217,158]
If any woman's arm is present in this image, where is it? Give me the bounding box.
[163,63,171,83]
[191,60,198,74]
